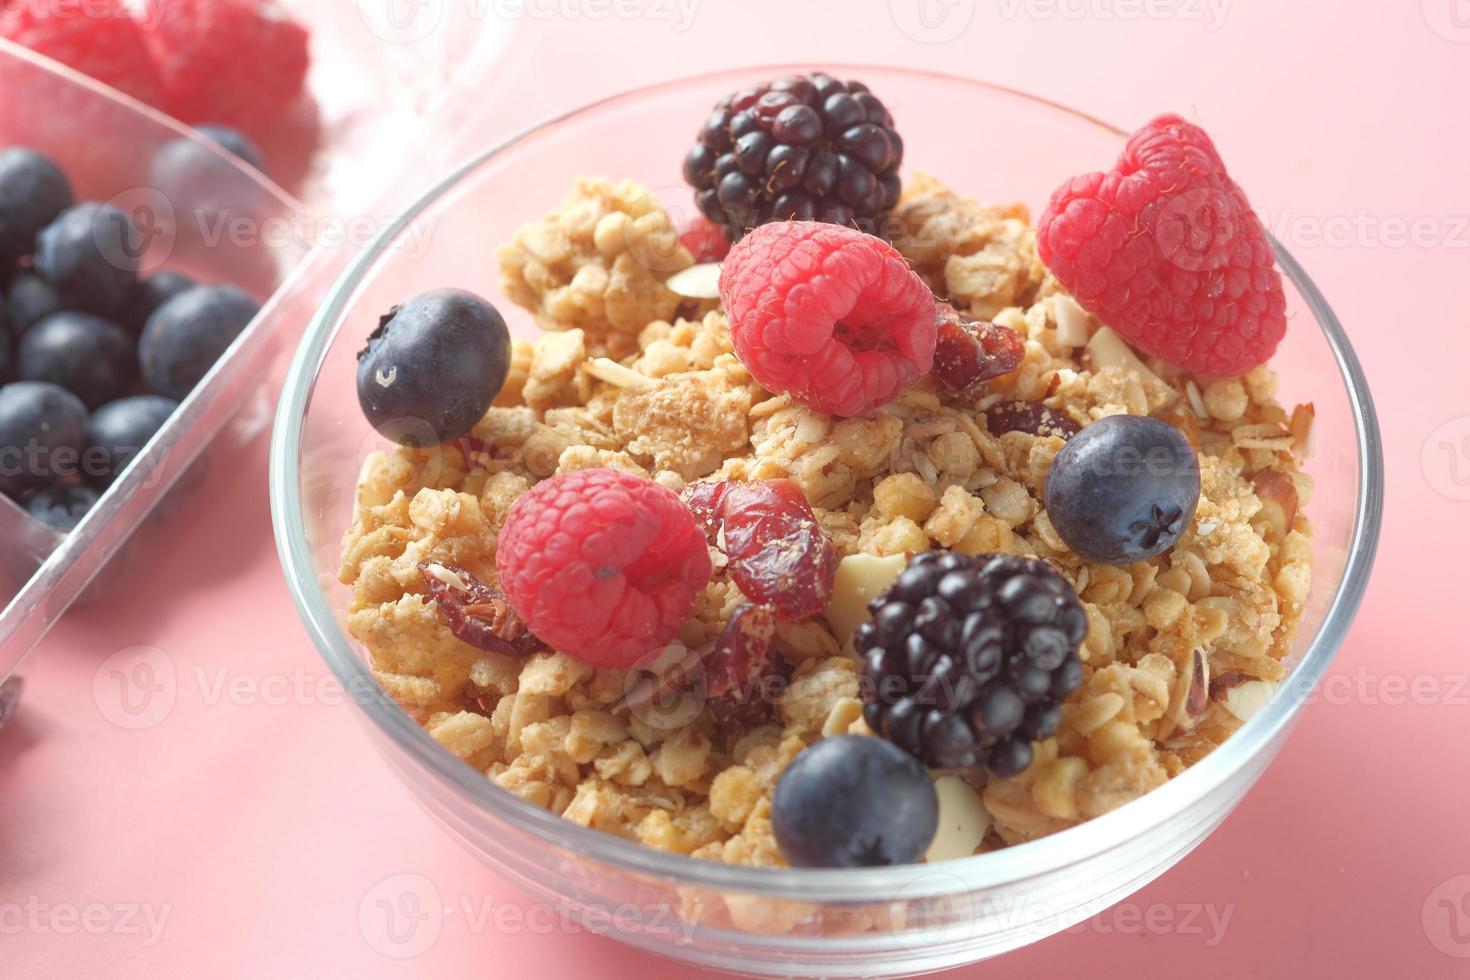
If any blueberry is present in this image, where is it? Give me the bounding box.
[25,482,99,532]
[34,202,141,318]
[124,270,195,335]
[0,381,88,497]
[771,734,938,868]
[139,283,261,399]
[5,272,60,337]
[151,130,266,222]
[356,289,511,445]
[19,312,136,408]
[1043,414,1201,564]
[194,125,265,172]
[0,147,74,265]
[84,395,178,486]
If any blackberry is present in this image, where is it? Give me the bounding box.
[682,71,904,242]
[857,551,1087,778]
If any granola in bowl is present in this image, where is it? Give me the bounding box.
[337,74,1313,870]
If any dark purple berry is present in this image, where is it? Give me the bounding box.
[18,312,135,408]
[0,381,87,497]
[139,283,260,399]
[193,124,264,171]
[25,482,99,531]
[5,272,60,337]
[1043,414,1201,564]
[34,203,140,319]
[123,270,195,335]
[85,395,178,486]
[0,148,73,266]
[356,288,510,446]
[682,72,904,241]
[772,734,938,868]
[857,552,1086,777]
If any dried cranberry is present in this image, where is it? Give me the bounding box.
[721,479,837,621]
[681,479,730,544]
[419,562,542,657]
[983,401,1081,439]
[932,302,1025,397]
[705,603,783,738]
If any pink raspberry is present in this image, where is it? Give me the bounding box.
[1037,114,1286,377]
[719,221,936,417]
[137,0,309,130]
[495,468,712,670]
[0,0,164,107]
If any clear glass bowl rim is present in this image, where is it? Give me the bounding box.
[269,64,1384,903]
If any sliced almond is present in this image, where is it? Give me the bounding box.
[1086,326,1165,388]
[924,775,991,863]
[665,262,722,300]
[584,357,654,389]
[1251,469,1300,539]
[1052,294,1092,347]
[1165,649,1210,735]
[1220,678,1277,723]
[824,553,908,646]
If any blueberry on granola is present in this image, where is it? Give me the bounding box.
[356,288,510,445]
[1044,414,1200,564]
[683,72,903,241]
[772,734,938,868]
[858,552,1086,778]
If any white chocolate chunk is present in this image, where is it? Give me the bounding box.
[665,262,722,299]
[1087,326,1165,388]
[1052,294,1092,347]
[824,553,908,645]
[924,776,991,863]
[1221,679,1277,723]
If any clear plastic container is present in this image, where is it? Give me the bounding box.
[0,6,519,679]
[271,68,1383,977]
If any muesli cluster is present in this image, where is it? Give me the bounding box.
[339,72,1313,871]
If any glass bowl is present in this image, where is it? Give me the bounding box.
[270,67,1383,977]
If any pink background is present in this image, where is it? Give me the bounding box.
[3,2,1466,976]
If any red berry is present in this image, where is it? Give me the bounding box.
[417,562,542,658]
[932,301,1024,397]
[0,0,164,106]
[495,468,712,670]
[678,215,729,263]
[137,0,309,130]
[719,221,936,417]
[704,603,782,739]
[1037,114,1286,377]
[696,479,837,622]
[681,479,728,544]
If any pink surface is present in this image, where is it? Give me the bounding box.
[2,3,1465,977]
